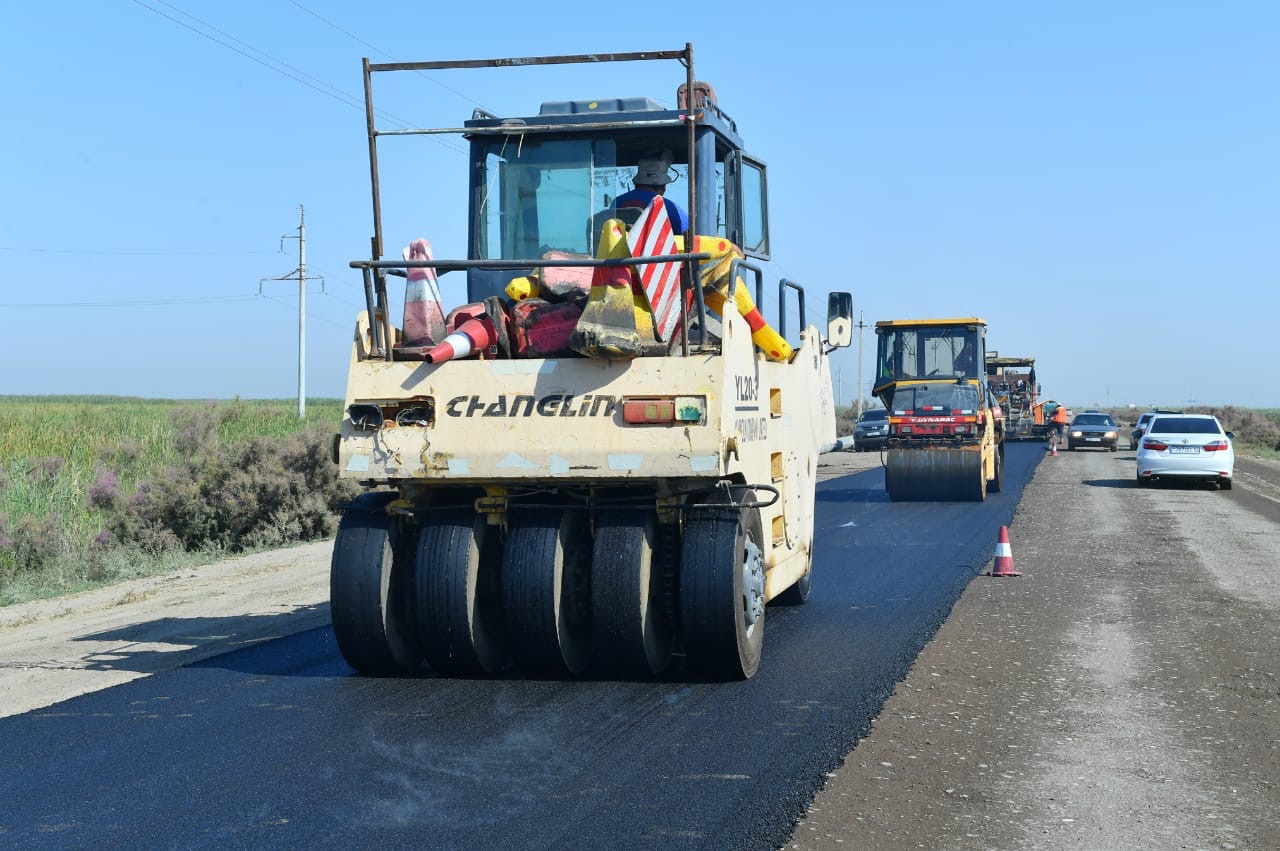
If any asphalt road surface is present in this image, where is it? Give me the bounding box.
[0,446,1040,849]
[4,443,1277,849]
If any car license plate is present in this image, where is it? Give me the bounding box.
[1170,446,1199,454]
[1086,437,1100,442]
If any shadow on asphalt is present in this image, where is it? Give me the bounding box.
[76,606,333,676]
[1134,479,1227,492]
[1080,477,1223,491]
[185,621,763,685]
[1081,478,1137,489]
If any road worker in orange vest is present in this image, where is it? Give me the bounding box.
[1051,405,1069,446]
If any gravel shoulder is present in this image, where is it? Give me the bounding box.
[791,449,1280,850]
[0,542,333,718]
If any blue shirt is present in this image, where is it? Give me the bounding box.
[615,189,690,234]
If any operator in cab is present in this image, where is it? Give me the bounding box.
[953,337,978,377]
[614,150,690,234]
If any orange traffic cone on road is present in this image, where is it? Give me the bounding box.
[984,525,1022,577]
[1050,441,1058,457]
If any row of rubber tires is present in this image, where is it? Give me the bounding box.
[330,491,807,680]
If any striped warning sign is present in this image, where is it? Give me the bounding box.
[626,197,682,342]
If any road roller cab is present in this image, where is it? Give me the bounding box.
[329,47,854,681]
[873,318,1005,501]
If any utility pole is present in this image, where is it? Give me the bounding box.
[855,311,868,417]
[261,205,323,419]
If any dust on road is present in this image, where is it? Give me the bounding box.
[791,449,1280,850]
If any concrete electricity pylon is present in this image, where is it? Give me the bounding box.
[855,310,868,417]
[261,205,323,419]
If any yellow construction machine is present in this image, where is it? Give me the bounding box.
[873,318,1005,500]
[329,47,854,680]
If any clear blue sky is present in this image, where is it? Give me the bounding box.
[3,2,1277,409]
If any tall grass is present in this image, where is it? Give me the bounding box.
[0,396,347,605]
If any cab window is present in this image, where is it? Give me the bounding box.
[478,138,615,259]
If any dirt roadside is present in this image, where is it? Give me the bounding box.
[0,542,334,718]
[791,451,1280,850]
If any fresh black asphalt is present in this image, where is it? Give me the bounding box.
[0,444,1043,850]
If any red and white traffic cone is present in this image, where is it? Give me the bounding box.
[402,238,446,346]
[1051,440,1058,457]
[423,315,498,363]
[985,525,1022,577]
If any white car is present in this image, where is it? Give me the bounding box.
[1135,413,1235,490]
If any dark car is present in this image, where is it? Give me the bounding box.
[1130,409,1182,450]
[854,407,889,452]
[1068,412,1119,451]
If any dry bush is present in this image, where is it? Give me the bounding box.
[110,425,358,554]
[1188,406,1280,450]
[0,512,75,578]
[836,408,857,437]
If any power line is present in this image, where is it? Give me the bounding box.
[285,0,490,111]
[318,289,365,312]
[0,295,261,308]
[130,0,364,112]
[129,0,463,152]
[1,290,354,317]
[0,246,276,257]
[259,291,348,330]
[305,264,367,291]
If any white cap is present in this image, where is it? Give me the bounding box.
[633,154,674,186]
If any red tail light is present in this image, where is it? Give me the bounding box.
[624,399,674,424]
[1142,438,1168,451]
[1203,440,1230,452]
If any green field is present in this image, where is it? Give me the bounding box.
[0,396,347,604]
[3,396,1276,607]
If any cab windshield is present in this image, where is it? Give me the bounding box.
[876,326,981,382]
[474,136,713,260]
[888,382,981,415]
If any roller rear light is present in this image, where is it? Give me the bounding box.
[347,404,384,430]
[622,396,706,425]
[624,398,674,423]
